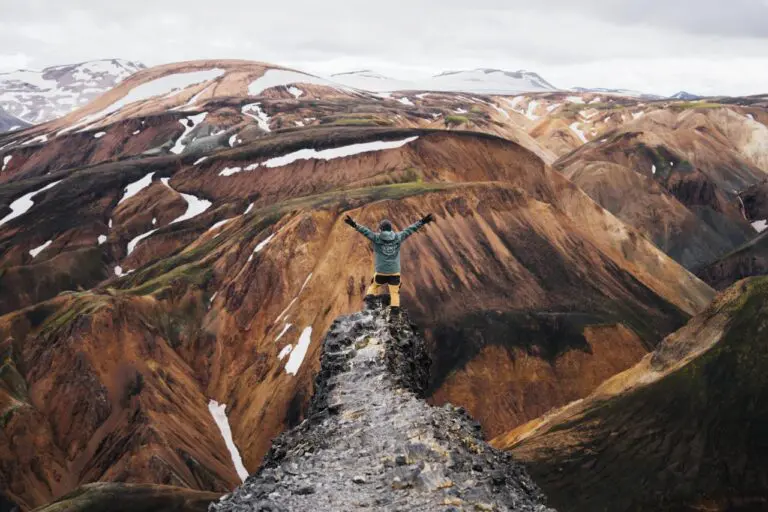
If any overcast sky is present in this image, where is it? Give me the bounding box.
[1,0,767,96]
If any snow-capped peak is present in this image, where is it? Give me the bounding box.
[0,59,145,124]
[329,67,557,94]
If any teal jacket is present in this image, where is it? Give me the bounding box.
[354,220,426,274]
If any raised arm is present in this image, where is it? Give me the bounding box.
[399,213,435,241]
[344,215,376,241]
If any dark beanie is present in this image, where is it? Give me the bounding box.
[379,219,393,232]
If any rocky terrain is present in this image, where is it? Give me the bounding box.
[493,276,768,511]
[213,303,551,512]
[0,58,765,511]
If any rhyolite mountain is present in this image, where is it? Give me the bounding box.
[0,58,765,511]
[0,59,145,124]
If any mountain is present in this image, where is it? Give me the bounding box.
[329,69,413,91]
[556,106,768,270]
[0,59,145,124]
[0,107,29,134]
[0,59,718,510]
[571,86,662,100]
[330,68,558,94]
[670,90,701,100]
[494,275,768,512]
[2,58,768,511]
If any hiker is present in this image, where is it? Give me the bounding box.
[344,213,435,313]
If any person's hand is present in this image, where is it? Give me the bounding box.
[344,215,357,228]
[421,213,435,224]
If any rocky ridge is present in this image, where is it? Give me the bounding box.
[212,302,551,512]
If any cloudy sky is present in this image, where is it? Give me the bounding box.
[1,0,768,96]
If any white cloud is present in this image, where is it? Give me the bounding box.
[1,0,767,96]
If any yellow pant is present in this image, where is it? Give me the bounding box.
[366,273,401,307]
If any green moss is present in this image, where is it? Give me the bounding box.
[0,362,27,400]
[445,115,470,126]
[0,403,21,428]
[38,294,110,339]
[673,102,722,110]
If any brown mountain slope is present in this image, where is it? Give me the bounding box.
[563,160,746,268]
[495,276,768,512]
[0,125,713,509]
[697,230,768,289]
[556,107,767,269]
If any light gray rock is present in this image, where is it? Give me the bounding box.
[210,306,554,511]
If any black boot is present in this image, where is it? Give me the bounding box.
[363,295,379,310]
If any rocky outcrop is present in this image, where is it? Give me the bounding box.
[213,304,551,512]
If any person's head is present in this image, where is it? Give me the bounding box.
[379,219,393,232]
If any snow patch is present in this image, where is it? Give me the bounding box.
[276,298,298,323]
[300,273,313,294]
[194,156,208,165]
[569,122,589,143]
[207,400,249,482]
[127,228,159,255]
[1,155,11,172]
[132,129,141,135]
[170,112,207,155]
[454,107,468,114]
[29,240,52,258]
[747,114,755,121]
[491,104,509,118]
[652,164,657,175]
[114,265,124,277]
[277,344,293,361]
[208,218,234,234]
[285,327,312,375]
[171,192,211,224]
[276,323,293,343]
[22,134,48,146]
[241,104,271,132]
[248,233,275,261]
[248,69,343,96]
[261,137,418,169]
[566,96,585,104]
[398,97,414,106]
[287,86,303,98]
[98,235,107,245]
[752,220,768,233]
[505,96,526,110]
[93,131,106,139]
[219,166,243,177]
[0,180,61,227]
[73,69,224,126]
[632,111,645,120]
[525,100,540,120]
[118,172,155,205]
[228,134,239,147]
